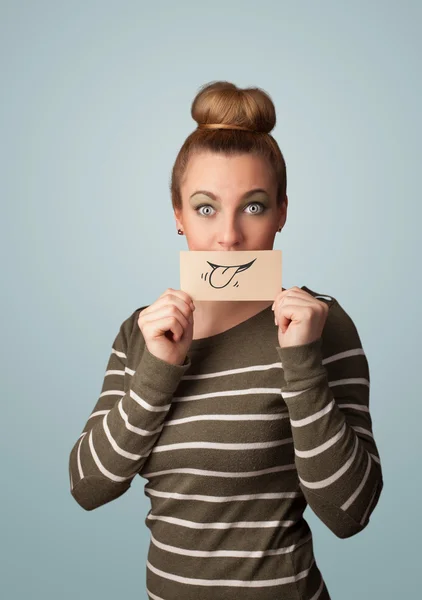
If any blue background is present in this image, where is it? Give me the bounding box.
[2,1,420,598]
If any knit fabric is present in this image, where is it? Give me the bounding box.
[69,286,383,600]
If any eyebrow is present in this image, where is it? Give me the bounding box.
[189,188,269,201]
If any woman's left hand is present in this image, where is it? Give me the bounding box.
[272,286,329,349]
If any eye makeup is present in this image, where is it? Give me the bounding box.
[241,192,270,210]
[194,202,269,219]
[189,191,271,212]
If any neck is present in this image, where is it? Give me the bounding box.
[193,299,272,323]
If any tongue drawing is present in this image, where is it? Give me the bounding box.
[206,258,256,289]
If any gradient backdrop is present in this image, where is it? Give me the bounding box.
[2,1,420,599]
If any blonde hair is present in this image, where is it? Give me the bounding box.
[170,80,287,211]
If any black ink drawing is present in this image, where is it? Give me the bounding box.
[200,258,257,289]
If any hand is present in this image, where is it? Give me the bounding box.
[138,288,195,366]
[272,286,329,349]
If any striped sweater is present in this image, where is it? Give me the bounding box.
[69,285,383,600]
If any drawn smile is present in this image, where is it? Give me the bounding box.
[202,258,257,289]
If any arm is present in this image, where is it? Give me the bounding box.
[276,299,384,539]
[68,308,191,511]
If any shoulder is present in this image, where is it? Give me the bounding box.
[113,305,149,350]
[303,286,364,351]
[301,285,337,308]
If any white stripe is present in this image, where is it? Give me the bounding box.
[322,348,365,365]
[283,378,368,399]
[102,413,142,460]
[309,577,325,600]
[341,453,372,510]
[150,530,312,558]
[129,348,364,383]
[146,557,314,587]
[182,362,283,380]
[173,388,282,402]
[146,587,164,600]
[146,513,297,529]
[315,294,333,301]
[125,380,368,413]
[352,426,374,438]
[124,349,365,383]
[330,377,369,388]
[164,412,290,427]
[295,423,346,458]
[99,389,125,398]
[370,453,380,464]
[76,434,85,479]
[145,488,301,502]
[142,463,296,479]
[290,400,335,428]
[88,430,132,483]
[360,485,379,525]
[111,348,126,359]
[129,388,171,412]
[282,387,313,399]
[338,403,369,413]
[87,410,109,420]
[118,398,162,436]
[105,369,125,376]
[151,438,293,453]
[299,436,359,489]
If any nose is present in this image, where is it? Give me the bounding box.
[217,217,243,250]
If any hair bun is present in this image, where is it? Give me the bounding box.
[191,80,276,134]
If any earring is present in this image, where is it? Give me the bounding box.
[277,227,282,233]
[177,229,184,235]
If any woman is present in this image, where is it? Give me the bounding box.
[69,81,383,600]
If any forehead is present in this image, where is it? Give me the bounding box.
[181,151,274,192]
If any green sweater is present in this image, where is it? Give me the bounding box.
[69,286,383,600]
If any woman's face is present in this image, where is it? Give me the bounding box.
[175,151,287,251]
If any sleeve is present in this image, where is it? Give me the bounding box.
[68,308,192,511]
[276,298,384,539]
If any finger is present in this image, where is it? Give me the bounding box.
[273,295,313,315]
[161,289,196,316]
[276,298,327,316]
[160,288,195,310]
[140,305,191,333]
[143,314,186,342]
[273,299,312,328]
[145,293,194,322]
[272,290,308,310]
[276,302,318,329]
[157,294,194,321]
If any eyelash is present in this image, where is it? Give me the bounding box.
[195,202,267,217]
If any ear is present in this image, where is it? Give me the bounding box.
[278,195,288,229]
[174,208,183,230]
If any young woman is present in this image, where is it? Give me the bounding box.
[69,81,383,600]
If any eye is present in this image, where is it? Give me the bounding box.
[195,202,267,217]
[245,202,266,214]
[195,204,215,217]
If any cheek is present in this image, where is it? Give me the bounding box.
[185,223,210,250]
[250,223,278,246]
[250,220,276,236]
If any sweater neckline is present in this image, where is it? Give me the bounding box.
[189,286,308,350]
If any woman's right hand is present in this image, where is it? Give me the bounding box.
[137,288,195,366]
